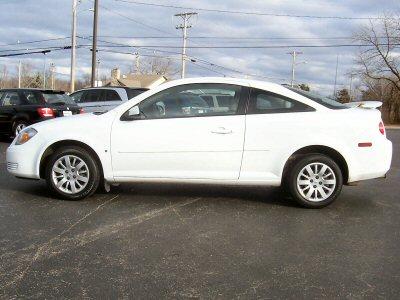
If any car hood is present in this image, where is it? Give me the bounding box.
[29,111,115,137]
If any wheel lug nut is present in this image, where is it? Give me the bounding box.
[319,182,322,185]
[313,185,317,188]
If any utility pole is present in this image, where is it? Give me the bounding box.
[17,40,21,88]
[135,52,140,74]
[70,0,78,93]
[43,53,47,89]
[175,12,197,79]
[91,0,99,87]
[18,60,21,88]
[333,54,339,98]
[96,59,100,87]
[288,50,303,87]
[349,73,355,102]
[50,63,55,90]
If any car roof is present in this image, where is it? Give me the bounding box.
[141,77,331,111]
[72,86,149,93]
[0,88,66,93]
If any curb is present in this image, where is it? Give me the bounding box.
[386,126,400,130]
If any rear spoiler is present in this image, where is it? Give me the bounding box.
[345,101,382,109]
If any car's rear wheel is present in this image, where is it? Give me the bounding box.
[12,120,28,137]
[287,154,343,208]
[45,146,100,200]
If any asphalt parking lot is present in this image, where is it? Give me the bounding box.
[0,131,399,299]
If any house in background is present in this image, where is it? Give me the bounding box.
[104,68,168,89]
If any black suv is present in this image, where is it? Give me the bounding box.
[0,89,81,137]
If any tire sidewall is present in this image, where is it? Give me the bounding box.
[288,154,343,208]
[45,146,100,200]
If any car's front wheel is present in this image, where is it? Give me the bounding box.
[45,146,100,200]
[287,154,343,208]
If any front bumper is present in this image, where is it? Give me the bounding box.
[6,139,42,180]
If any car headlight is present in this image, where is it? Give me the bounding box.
[15,128,38,145]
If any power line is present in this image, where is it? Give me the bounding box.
[0,45,71,54]
[77,36,183,56]
[3,41,396,56]
[94,35,378,41]
[96,1,174,36]
[75,42,400,49]
[95,47,181,60]
[0,37,70,48]
[189,61,227,76]
[0,48,66,58]
[115,0,387,20]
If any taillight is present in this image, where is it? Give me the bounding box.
[79,108,85,114]
[37,108,55,118]
[379,121,385,135]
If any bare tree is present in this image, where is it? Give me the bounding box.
[354,14,400,122]
[139,57,178,77]
[0,65,8,89]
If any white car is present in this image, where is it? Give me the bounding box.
[6,77,392,208]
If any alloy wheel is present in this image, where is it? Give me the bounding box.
[296,162,336,202]
[51,155,90,194]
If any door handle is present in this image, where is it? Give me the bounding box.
[211,127,233,134]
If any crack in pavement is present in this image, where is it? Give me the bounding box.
[1,195,120,290]
[1,196,201,292]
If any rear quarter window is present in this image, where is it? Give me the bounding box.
[43,93,75,105]
[127,89,147,99]
[22,91,42,105]
[248,88,315,114]
[105,90,121,101]
[286,87,348,110]
[70,91,84,103]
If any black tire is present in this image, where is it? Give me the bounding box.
[286,154,343,208]
[12,120,29,137]
[45,146,101,200]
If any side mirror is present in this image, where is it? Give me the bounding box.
[120,106,142,121]
[128,106,140,116]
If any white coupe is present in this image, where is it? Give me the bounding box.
[6,78,393,208]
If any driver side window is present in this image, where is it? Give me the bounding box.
[138,83,242,119]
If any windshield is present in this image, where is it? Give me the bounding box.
[286,87,348,109]
[42,93,75,105]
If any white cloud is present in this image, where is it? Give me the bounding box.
[0,0,398,95]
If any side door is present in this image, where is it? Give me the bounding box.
[0,91,23,133]
[111,83,249,180]
[102,89,123,111]
[240,87,315,182]
[79,89,105,113]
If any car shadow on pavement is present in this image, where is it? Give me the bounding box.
[0,174,299,207]
[119,183,299,208]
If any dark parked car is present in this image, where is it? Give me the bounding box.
[0,89,81,137]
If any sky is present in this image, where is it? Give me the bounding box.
[0,0,399,95]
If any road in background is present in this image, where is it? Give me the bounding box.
[0,131,399,298]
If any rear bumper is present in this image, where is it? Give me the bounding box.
[348,139,393,182]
